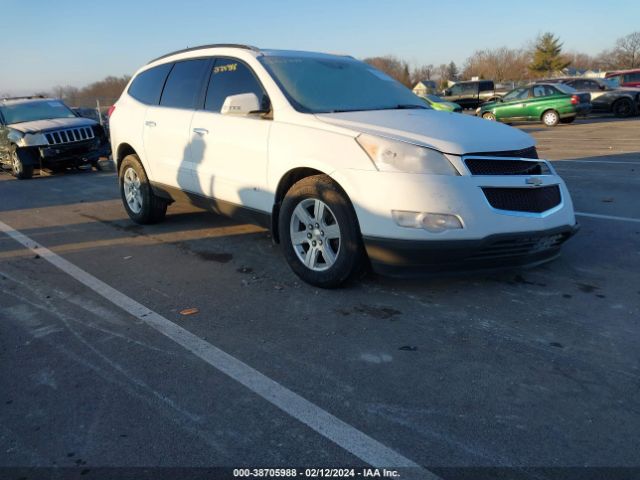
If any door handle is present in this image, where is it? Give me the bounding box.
[145,121,156,127]
[193,128,208,135]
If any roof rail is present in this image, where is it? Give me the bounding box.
[148,44,260,64]
[1,95,46,102]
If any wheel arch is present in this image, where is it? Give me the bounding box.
[540,108,559,124]
[271,167,355,244]
[115,143,137,173]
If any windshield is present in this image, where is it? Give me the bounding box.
[259,55,427,113]
[0,100,76,124]
[605,76,621,88]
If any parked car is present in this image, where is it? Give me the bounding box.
[441,80,505,109]
[110,44,578,287]
[0,97,110,179]
[605,69,640,88]
[421,94,462,112]
[538,77,639,117]
[478,83,591,126]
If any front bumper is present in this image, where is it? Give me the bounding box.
[38,140,110,165]
[365,224,579,276]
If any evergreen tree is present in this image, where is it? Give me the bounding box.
[446,61,458,81]
[529,33,570,76]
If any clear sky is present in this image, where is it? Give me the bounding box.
[1,0,637,94]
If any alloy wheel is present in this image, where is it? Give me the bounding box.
[123,167,143,214]
[289,198,341,271]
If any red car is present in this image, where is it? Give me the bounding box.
[605,69,640,88]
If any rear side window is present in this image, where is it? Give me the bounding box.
[204,59,267,112]
[479,81,494,92]
[624,72,640,82]
[160,59,210,109]
[128,64,172,105]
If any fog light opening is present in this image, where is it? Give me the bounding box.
[392,210,463,232]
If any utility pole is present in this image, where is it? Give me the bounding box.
[96,99,103,126]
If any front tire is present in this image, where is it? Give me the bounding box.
[542,110,560,127]
[279,175,364,288]
[482,112,496,121]
[119,154,167,224]
[11,146,34,180]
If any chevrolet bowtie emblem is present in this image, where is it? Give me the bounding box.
[526,177,544,186]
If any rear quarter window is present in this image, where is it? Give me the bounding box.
[128,63,173,105]
[479,81,494,92]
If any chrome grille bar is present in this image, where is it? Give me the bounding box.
[45,127,95,145]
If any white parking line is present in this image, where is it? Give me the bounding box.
[575,212,640,223]
[552,160,640,165]
[0,219,433,479]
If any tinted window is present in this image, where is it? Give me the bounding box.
[624,72,640,82]
[160,59,209,109]
[205,59,267,112]
[479,81,494,92]
[128,64,172,105]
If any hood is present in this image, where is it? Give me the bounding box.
[315,109,534,155]
[9,117,97,134]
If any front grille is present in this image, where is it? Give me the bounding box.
[45,127,95,145]
[465,146,539,159]
[482,186,561,213]
[465,158,549,175]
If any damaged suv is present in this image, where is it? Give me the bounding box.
[0,96,110,179]
[111,45,578,287]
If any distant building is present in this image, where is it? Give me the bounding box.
[412,80,436,97]
[550,67,607,79]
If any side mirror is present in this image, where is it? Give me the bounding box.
[221,93,268,115]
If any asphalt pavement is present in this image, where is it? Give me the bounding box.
[1,116,639,480]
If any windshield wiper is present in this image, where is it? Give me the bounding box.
[388,104,428,110]
[328,104,427,113]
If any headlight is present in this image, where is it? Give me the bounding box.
[356,133,459,175]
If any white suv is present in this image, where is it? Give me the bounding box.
[109,44,578,287]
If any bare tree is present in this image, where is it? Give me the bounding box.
[463,47,531,82]
[612,31,640,68]
[363,55,412,87]
[410,64,434,85]
[562,51,598,71]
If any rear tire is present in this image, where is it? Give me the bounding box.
[613,98,634,118]
[119,154,167,224]
[279,175,364,288]
[560,116,576,124]
[542,110,560,127]
[11,146,34,180]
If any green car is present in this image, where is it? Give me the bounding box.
[422,94,462,113]
[478,83,591,126]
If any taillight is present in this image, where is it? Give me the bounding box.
[570,95,579,105]
[107,105,116,117]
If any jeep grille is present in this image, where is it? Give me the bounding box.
[45,127,95,145]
